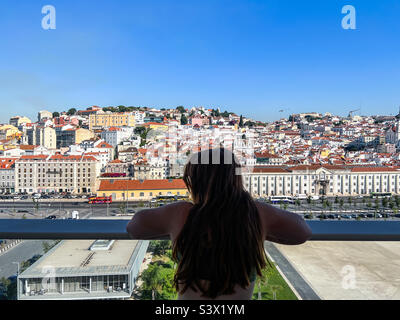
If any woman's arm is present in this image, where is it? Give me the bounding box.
[126,201,192,240]
[256,201,312,245]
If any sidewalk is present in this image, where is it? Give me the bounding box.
[0,240,23,257]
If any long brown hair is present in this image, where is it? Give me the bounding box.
[172,148,269,298]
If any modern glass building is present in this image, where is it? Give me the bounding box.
[17,239,149,300]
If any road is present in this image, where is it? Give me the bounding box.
[0,240,47,279]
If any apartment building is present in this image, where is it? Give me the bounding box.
[56,128,95,148]
[38,110,53,122]
[15,155,100,194]
[243,165,400,197]
[9,116,31,127]
[132,163,170,180]
[100,127,134,147]
[89,112,135,130]
[0,158,17,193]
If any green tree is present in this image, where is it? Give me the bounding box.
[52,112,60,118]
[239,115,244,128]
[118,203,126,215]
[270,284,283,300]
[180,115,188,125]
[67,108,77,116]
[149,241,171,256]
[176,106,185,114]
[117,105,127,113]
[139,264,165,300]
[255,265,275,300]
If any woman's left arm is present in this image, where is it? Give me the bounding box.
[126,201,191,240]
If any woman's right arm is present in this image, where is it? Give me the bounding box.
[256,201,312,245]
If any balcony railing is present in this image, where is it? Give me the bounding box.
[1,219,400,241]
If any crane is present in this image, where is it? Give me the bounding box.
[348,108,360,118]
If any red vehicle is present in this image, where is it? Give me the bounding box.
[88,196,112,204]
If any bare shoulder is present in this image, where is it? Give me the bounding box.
[163,201,193,213]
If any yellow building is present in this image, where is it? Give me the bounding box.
[97,179,188,201]
[143,122,168,131]
[0,125,21,139]
[9,116,32,127]
[75,128,95,144]
[89,112,136,130]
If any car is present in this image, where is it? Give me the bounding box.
[17,210,29,213]
[376,213,383,218]
[341,214,352,219]
[327,214,336,219]
[358,213,367,218]
[45,215,57,220]
[303,214,312,219]
[366,213,374,218]
[382,213,390,218]
[127,209,136,213]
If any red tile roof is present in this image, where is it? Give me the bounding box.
[98,179,187,191]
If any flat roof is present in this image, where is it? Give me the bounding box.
[20,239,141,278]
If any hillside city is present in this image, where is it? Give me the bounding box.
[2,105,400,301]
[1,106,400,200]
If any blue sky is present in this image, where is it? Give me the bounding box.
[0,0,399,123]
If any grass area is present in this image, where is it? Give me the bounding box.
[252,262,298,300]
[141,241,298,300]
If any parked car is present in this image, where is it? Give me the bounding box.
[45,215,57,220]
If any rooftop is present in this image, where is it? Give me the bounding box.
[20,239,140,277]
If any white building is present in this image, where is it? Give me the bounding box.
[243,165,400,198]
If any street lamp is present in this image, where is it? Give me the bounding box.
[13,262,20,299]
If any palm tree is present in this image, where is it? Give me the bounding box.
[256,265,275,300]
[270,284,283,300]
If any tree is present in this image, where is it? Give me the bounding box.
[52,112,60,118]
[256,265,275,300]
[176,106,185,114]
[139,264,164,300]
[67,108,77,116]
[270,284,283,300]
[149,241,171,256]
[117,105,127,113]
[118,203,126,215]
[180,115,188,125]
[239,115,244,128]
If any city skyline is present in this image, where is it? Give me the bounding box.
[1,0,400,123]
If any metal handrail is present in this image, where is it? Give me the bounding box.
[1,219,400,241]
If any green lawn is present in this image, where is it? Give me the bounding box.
[252,263,298,300]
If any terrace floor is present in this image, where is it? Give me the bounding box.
[275,241,400,300]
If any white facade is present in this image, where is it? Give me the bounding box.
[243,165,400,198]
